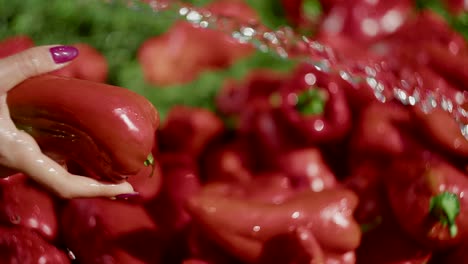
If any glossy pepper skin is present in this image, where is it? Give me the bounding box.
[350,102,413,157]
[200,136,255,184]
[147,153,201,232]
[7,75,159,182]
[0,173,58,242]
[276,147,337,192]
[52,43,108,83]
[0,226,69,263]
[356,217,432,264]
[317,0,413,44]
[385,153,468,249]
[0,35,34,58]
[186,182,361,263]
[158,106,224,159]
[277,63,352,145]
[61,198,164,264]
[412,107,468,159]
[215,70,286,119]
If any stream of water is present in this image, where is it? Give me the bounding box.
[109,0,468,139]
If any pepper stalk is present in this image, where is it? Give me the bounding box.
[429,191,461,237]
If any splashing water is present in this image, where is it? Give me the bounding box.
[108,0,468,139]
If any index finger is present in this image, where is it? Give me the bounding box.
[0,45,78,94]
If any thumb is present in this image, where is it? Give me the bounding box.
[0,45,78,94]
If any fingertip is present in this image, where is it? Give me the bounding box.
[49,45,79,64]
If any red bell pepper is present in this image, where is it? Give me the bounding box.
[158,106,224,158]
[0,226,70,263]
[258,226,356,264]
[126,160,162,202]
[147,153,201,232]
[187,224,242,264]
[412,107,468,158]
[343,158,388,225]
[276,147,337,192]
[440,238,468,262]
[385,153,468,249]
[186,182,361,263]
[0,35,34,59]
[317,0,413,43]
[215,70,286,119]
[277,63,352,145]
[61,198,164,264]
[0,173,58,242]
[7,74,159,182]
[206,0,259,25]
[138,20,252,86]
[52,43,108,83]
[356,216,432,264]
[443,0,468,14]
[241,99,300,169]
[201,136,255,184]
[350,101,413,157]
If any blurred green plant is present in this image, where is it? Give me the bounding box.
[0,0,466,120]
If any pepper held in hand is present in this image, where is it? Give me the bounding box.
[7,75,159,182]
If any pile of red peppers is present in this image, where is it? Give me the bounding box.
[0,0,468,263]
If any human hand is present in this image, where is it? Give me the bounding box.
[0,45,135,198]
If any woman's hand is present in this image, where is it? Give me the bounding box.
[0,45,135,199]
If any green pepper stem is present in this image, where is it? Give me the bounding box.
[144,153,155,178]
[429,192,461,238]
[295,88,326,116]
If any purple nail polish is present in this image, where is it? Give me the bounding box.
[49,45,79,64]
[115,192,140,200]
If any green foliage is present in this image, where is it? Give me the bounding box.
[1,0,467,120]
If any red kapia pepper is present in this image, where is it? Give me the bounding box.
[186,182,361,263]
[276,63,352,145]
[61,198,164,263]
[7,75,159,182]
[0,173,59,242]
[0,35,35,59]
[385,153,468,249]
[0,226,70,263]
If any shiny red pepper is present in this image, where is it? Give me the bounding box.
[317,0,413,43]
[186,182,361,263]
[412,107,468,159]
[277,63,352,145]
[241,100,301,169]
[356,216,432,264]
[343,158,388,225]
[138,20,253,86]
[0,173,58,242]
[440,238,468,262]
[52,43,108,83]
[276,147,337,191]
[61,198,164,264]
[350,101,413,157]
[0,35,34,59]
[0,226,70,263]
[385,153,468,249]
[200,136,255,184]
[7,75,159,182]
[159,106,224,159]
[215,70,286,120]
[147,153,201,232]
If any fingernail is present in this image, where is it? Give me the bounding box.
[115,192,140,200]
[49,45,79,64]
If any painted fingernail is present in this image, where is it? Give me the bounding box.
[115,192,140,200]
[49,45,79,64]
